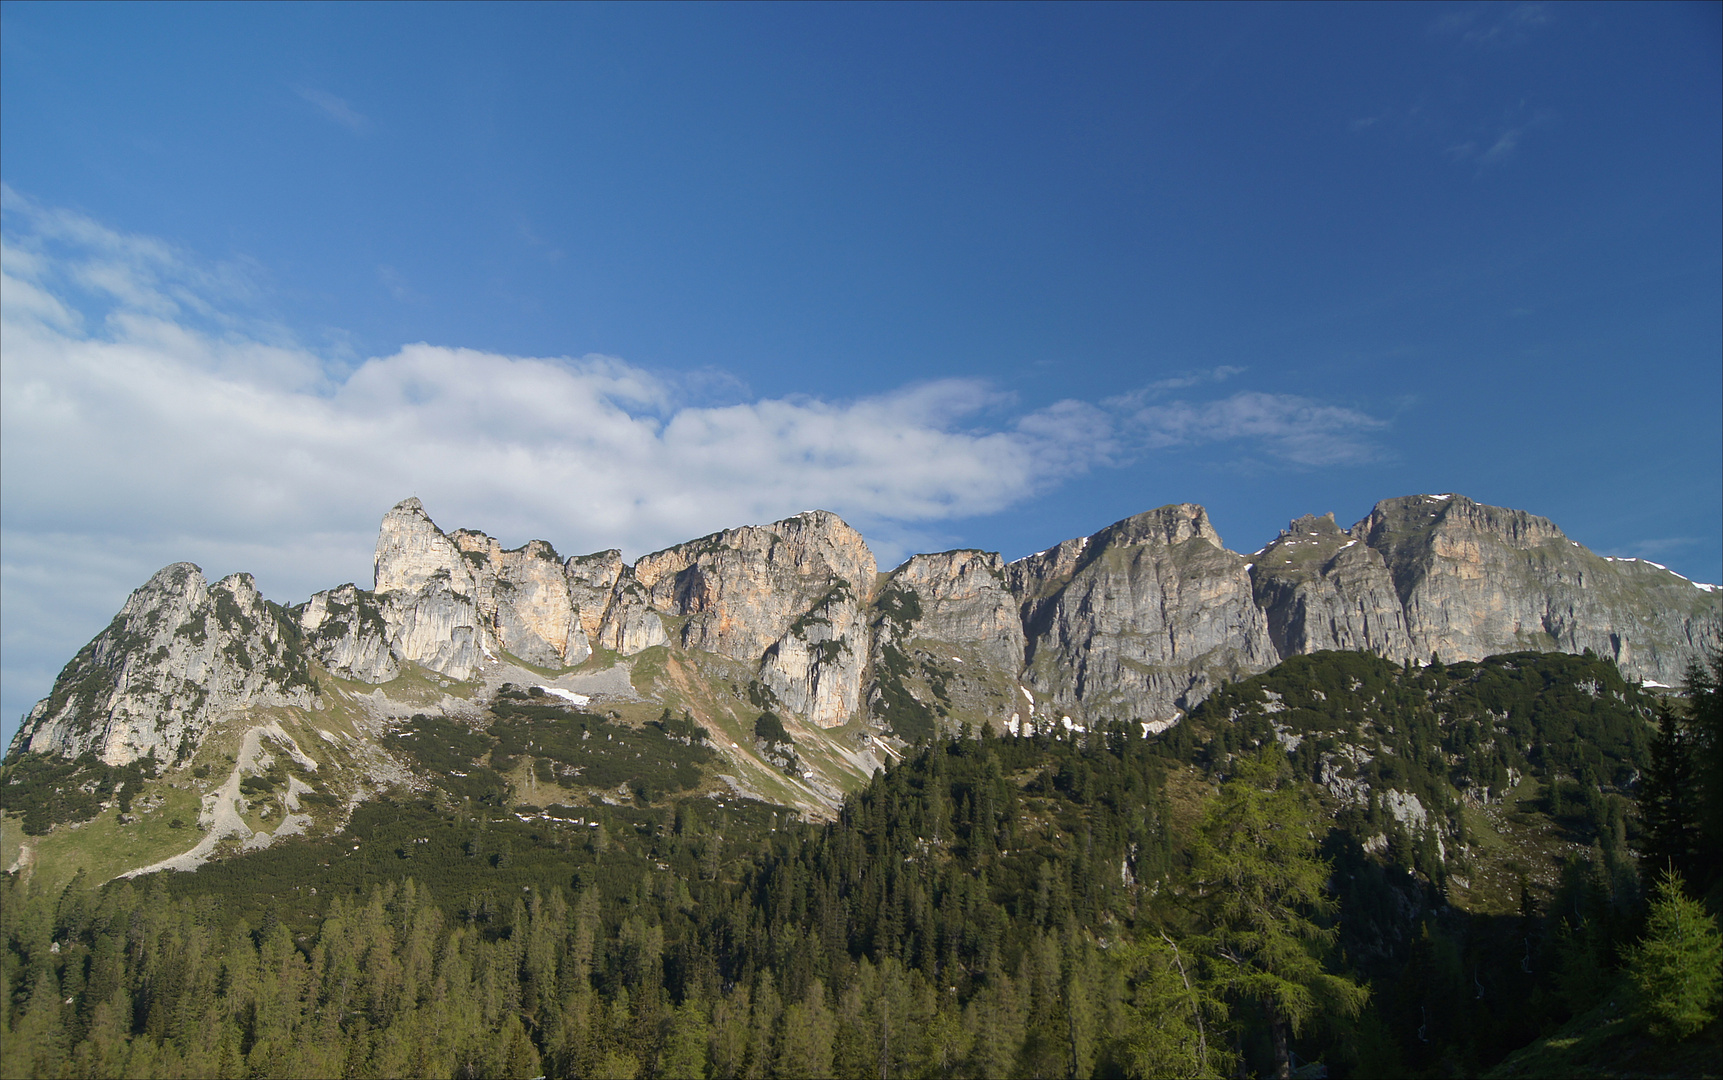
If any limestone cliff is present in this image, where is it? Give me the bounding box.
[1247,495,1721,687]
[1358,494,1719,685]
[13,493,1719,771]
[298,584,399,683]
[370,498,491,679]
[7,564,316,765]
[632,511,877,727]
[448,532,592,668]
[1250,513,1414,660]
[867,551,1026,738]
[1006,504,1278,726]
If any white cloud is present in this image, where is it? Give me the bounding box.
[0,196,1393,744]
[294,87,369,133]
[0,200,1117,740]
[1432,3,1553,49]
[377,265,421,303]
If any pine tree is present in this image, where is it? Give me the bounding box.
[774,979,836,1078]
[1685,649,1723,898]
[659,999,712,1080]
[1116,933,1231,1079]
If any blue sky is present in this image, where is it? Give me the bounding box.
[3,1,1719,745]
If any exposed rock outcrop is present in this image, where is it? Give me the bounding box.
[633,511,877,727]
[298,584,399,683]
[8,564,316,765]
[448,532,591,667]
[867,551,1026,736]
[1008,504,1278,726]
[1251,513,1414,660]
[14,493,1719,769]
[1250,495,1722,687]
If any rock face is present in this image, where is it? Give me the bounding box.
[1251,513,1414,661]
[13,493,1720,766]
[1007,505,1278,725]
[632,511,877,727]
[1251,495,1721,688]
[449,532,591,668]
[868,550,1027,738]
[298,584,398,683]
[369,498,491,679]
[8,564,316,765]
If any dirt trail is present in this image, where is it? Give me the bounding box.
[120,722,316,878]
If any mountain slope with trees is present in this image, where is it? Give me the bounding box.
[6,648,1718,1078]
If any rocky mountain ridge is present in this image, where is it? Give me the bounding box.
[9,494,1720,790]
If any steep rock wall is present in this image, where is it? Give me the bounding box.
[8,564,316,765]
[1008,505,1278,726]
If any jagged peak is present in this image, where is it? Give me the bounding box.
[1091,502,1224,552]
[143,561,206,589]
[1007,503,1226,574]
[633,509,875,593]
[212,571,261,594]
[374,497,471,596]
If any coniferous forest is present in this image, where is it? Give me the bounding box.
[3,650,1721,1079]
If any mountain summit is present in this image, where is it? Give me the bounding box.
[9,494,1719,800]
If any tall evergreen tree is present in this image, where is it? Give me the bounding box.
[1639,701,1701,886]
[1192,751,1368,1080]
[1685,648,1723,899]
[1116,933,1231,1079]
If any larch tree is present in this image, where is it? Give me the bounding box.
[1626,868,1723,1039]
[1192,751,1368,1080]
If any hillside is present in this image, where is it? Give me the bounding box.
[6,648,1716,1078]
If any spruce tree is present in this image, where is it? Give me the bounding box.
[1638,701,1700,886]
[1686,649,1723,898]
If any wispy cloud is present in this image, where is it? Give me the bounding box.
[1127,391,1389,467]
[377,265,421,304]
[517,220,565,263]
[1446,101,1553,171]
[1104,365,1247,407]
[1610,537,1702,562]
[294,86,369,133]
[1431,3,1554,49]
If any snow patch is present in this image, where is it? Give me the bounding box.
[1142,712,1181,737]
[536,686,591,707]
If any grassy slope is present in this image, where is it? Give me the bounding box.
[1485,993,1722,1079]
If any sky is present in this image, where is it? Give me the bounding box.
[2,1,1719,747]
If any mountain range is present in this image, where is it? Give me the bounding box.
[9,493,1717,819]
